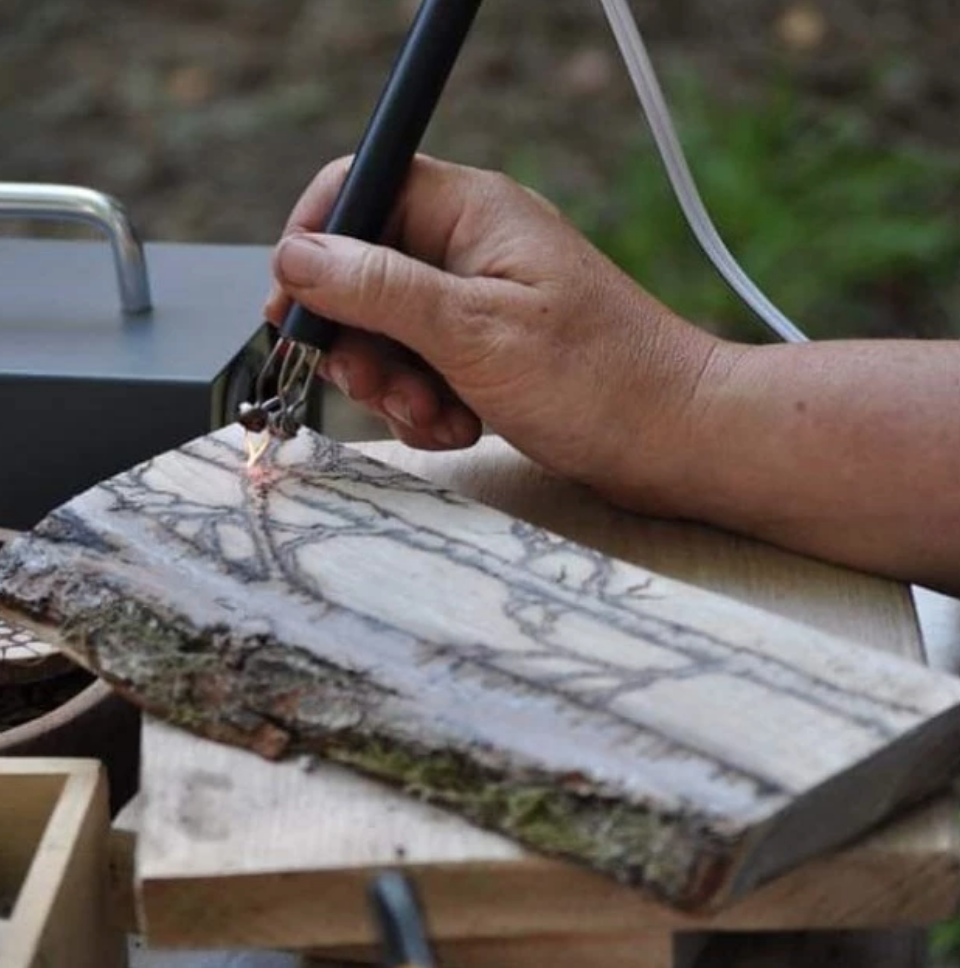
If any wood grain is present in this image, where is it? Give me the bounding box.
[3,427,960,915]
[0,759,123,968]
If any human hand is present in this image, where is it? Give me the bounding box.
[265,155,724,507]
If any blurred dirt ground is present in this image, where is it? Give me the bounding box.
[2,0,959,245]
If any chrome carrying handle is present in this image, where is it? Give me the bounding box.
[0,183,152,315]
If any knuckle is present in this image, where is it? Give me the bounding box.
[458,282,499,330]
[355,247,392,308]
[444,282,508,368]
[477,170,517,210]
[483,169,517,196]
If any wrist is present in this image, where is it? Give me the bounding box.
[590,308,749,519]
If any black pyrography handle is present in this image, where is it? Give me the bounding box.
[281,0,485,350]
[369,872,437,968]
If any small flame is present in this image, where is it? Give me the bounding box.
[245,431,271,470]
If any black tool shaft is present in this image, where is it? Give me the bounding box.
[280,0,485,350]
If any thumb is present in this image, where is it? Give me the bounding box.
[275,233,470,366]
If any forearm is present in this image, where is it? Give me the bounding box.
[652,339,960,594]
[271,156,960,594]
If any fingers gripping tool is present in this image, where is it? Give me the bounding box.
[239,0,811,446]
[238,0,485,442]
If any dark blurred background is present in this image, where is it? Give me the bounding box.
[2,0,959,342]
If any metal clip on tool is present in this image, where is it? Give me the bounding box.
[239,0,485,440]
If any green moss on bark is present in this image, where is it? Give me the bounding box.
[329,738,714,899]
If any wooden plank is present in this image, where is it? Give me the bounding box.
[136,722,960,949]
[106,827,138,937]
[0,759,124,968]
[694,929,927,968]
[4,429,960,919]
[360,440,924,653]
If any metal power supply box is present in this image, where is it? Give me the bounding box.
[0,239,283,529]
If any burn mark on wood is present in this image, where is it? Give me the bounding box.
[176,769,234,842]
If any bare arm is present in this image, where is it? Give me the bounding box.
[268,155,960,594]
[668,340,960,594]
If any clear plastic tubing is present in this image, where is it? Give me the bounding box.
[598,0,809,344]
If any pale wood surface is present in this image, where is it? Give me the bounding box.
[117,435,960,956]
[4,428,960,917]
[0,759,124,968]
[360,440,923,650]
[0,773,64,913]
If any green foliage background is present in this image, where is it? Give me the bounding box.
[513,72,960,342]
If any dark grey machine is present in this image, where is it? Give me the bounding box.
[0,184,301,529]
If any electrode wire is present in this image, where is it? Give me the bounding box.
[598,0,809,344]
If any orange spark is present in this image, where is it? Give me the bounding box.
[245,431,272,470]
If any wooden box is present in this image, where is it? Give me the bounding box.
[0,759,124,968]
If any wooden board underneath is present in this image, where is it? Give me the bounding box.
[125,437,960,952]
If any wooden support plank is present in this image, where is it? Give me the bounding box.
[135,722,960,950]
[106,826,138,938]
[0,759,124,968]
